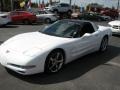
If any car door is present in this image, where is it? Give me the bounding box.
[10,12,20,22]
[37,11,46,22]
[17,12,26,22]
[69,22,99,60]
[58,4,67,12]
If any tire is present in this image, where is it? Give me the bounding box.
[45,18,51,23]
[45,49,65,73]
[98,18,102,22]
[23,19,30,25]
[99,36,108,52]
[81,18,84,20]
[53,10,58,15]
[67,10,72,15]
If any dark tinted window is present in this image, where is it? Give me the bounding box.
[80,23,95,36]
[38,11,45,14]
[60,3,69,7]
[10,12,19,16]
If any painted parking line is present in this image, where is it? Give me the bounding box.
[104,61,120,68]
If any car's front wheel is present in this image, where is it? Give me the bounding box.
[99,36,108,52]
[45,50,65,73]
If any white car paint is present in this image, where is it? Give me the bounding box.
[108,20,120,34]
[36,13,58,22]
[0,20,112,75]
[45,3,72,13]
[0,12,11,25]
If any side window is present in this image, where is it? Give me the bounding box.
[60,4,68,7]
[38,11,44,14]
[60,4,64,7]
[10,12,19,16]
[18,12,24,15]
[62,24,80,38]
[80,23,95,37]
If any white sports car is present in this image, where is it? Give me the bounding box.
[108,20,120,35]
[0,20,112,75]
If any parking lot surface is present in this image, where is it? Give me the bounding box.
[0,22,120,90]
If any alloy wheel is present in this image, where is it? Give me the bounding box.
[45,50,64,73]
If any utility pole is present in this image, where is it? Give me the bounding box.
[11,0,13,11]
[49,0,52,5]
[0,0,3,11]
[70,0,72,5]
[117,0,119,11]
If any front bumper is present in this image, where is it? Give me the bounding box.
[0,49,45,75]
[112,29,120,35]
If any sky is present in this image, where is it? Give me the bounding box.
[32,0,119,8]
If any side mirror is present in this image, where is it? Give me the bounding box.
[82,33,91,38]
[70,31,78,38]
[83,33,91,36]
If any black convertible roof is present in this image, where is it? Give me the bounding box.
[60,19,92,25]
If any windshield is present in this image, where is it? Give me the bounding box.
[39,21,79,38]
[45,10,53,14]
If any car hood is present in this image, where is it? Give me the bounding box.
[0,13,8,16]
[108,20,120,26]
[1,32,69,53]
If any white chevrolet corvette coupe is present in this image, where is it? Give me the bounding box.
[0,20,112,75]
[108,20,120,35]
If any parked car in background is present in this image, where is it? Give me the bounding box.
[35,10,59,23]
[108,20,120,35]
[45,3,72,15]
[0,20,112,75]
[79,12,107,21]
[100,15,111,21]
[96,13,112,21]
[71,12,81,19]
[101,10,119,19]
[10,11,37,24]
[0,12,11,26]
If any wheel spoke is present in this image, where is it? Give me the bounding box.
[47,51,64,73]
[56,53,60,59]
[49,63,56,70]
[56,59,63,63]
[101,38,108,51]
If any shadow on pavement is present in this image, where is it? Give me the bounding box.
[11,22,48,26]
[0,25,19,28]
[112,34,120,38]
[0,41,4,45]
[6,45,120,85]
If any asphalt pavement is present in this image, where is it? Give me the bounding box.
[0,22,120,90]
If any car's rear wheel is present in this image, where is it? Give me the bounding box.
[99,36,108,52]
[23,19,30,25]
[45,18,51,23]
[67,10,72,15]
[45,50,65,73]
[53,10,58,15]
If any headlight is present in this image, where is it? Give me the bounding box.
[23,47,42,57]
[7,63,36,69]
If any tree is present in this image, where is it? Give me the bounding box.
[86,3,103,12]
